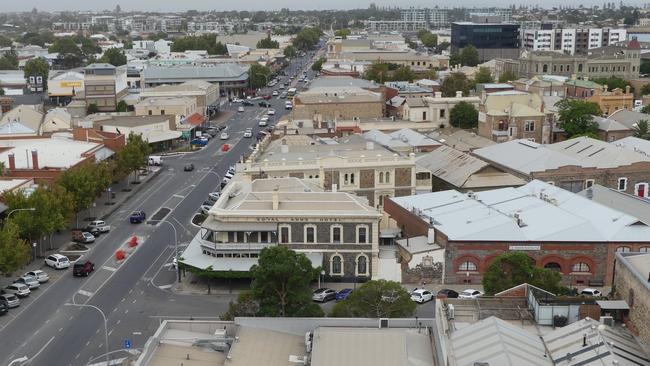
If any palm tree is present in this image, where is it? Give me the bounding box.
[633,119,650,140]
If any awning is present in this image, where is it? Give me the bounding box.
[145,130,182,143]
[597,300,629,310]
[202,217,278,232]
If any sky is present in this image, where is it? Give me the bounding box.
[4,0,647,12]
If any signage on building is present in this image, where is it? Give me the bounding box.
[61,81,83,88]
[508,245,540,251]
[478,112,486,122]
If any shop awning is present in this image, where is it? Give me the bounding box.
[145,130,182,143]
[596,300,629,310]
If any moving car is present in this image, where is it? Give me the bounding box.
[242,100,254,106]
[336,288,353,301]
[237,106,245,112]
[410,288,434,303]
[73,261,95,277]
[14,275,40,290]
[280,92,287,99]
[580,288,603,297]
[232,98,244,103]
[25,270,49,283]
[184,163,195,172]
[4,283,30,298]
[220,132,229,140]
[45,254,70,269]
[458,289,484,299]
[312,288,336,302]
[243,128,253,138]
[258,118,268,127]
[129,210,146,224]
[285,101,293,110]
[267,108,276,116]
[436,289,459,299]
[258,101,271,108]
[87,220,110,233]
[272,90,279,96]
[0,293,20,308]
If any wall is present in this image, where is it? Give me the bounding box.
[292,100,384,121]
[613,255,650,346]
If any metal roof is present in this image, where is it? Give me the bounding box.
[143,64,248,82]
[596,300,629,310]
[577,184,650,225]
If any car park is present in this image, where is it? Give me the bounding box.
[0,293,20,308]
[458,289,484,299]
[243,128,253,138]
[237,106,244,112]
[312,288,336,302]
[87,220,110,233]
[14,275,40,290]
[4,283,30,298]
[410,288,434,303]
[220,132,229,140]
[25,270,49,283]
[184,163,195,172]
[436,289,459,299]
[73,261,95,277]
[45,254,70,269]
[130,210,146,223]
[336,288,353,301]
[580,288,603,297]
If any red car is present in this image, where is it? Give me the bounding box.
[262,95,272,100]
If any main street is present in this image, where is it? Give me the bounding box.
[0,49,323,366]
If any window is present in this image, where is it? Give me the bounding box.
[331,225,342,243]
[416,172,431,180]
[640,247,650,253]
[356,255,368,276]
[161,110,165,115]
[357,226,368,243]
[458,261,477,271]
[543,64,548,73]
[148,110,152,115]
[616,246,631,252]
[305,225,316,243]
[572,262,590,273]
[331,255,343,275]
[379,172,384,183]
[385,172,390,183]
[524,120,535,132]
[279,226,290,243]
[350,173,355,184]
[618,177,627,191]
[440,109,445,118]
[544,262,562,272]
[260,231,269,242]
[585,179,594,189]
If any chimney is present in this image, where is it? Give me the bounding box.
[280,139,289,153]
[272,190,279,210]
[31,149,39,170]
[7,152,15,170]
[625,85,631,94]
[456,91,463,98]
[434,91,442,98]
[366,141,374,150]
[604,84,608,92]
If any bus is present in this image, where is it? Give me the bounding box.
[287,87,297,98]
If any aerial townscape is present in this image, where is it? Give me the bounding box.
[2,1,650,365]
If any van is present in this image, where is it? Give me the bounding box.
[148,156,163,166]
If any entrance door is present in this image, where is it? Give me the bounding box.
[635,183,648,198]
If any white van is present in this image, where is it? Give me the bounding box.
[148,156,163,166]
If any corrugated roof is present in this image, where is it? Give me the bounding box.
[143,64,248,82]
[416,146,489,187]
[608,109,648,129]
[577,184,650,225]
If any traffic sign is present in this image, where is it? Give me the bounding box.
[124,339,132,349]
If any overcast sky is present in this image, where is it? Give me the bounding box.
[5,1,646,12]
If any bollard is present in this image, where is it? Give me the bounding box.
[222,144,230,152]
[115,250,125,260]
[128,236,138,247]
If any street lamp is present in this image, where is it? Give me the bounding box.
[160,220,180,283]
[8,356,28,366]
[65,303,108,366]
[6,207,36,219]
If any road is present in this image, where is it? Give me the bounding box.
[0,48,324,366]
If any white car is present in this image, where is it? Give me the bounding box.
[208,192,221,201]
[45,254,70,269]
[258,119,268,127]
[237,106,244,113]
[243,129,253,138]
[88,220,110,233]
[4,283,30,298]
[267,108,276,116]
[410,288,434,304]
[224,170,235,179]
[25,270,49,283]
[458,289,484,299]
[580,288,603,297]
[232,98,244,103]
[285,102,293,110]
[272,90,279,96]
[220,132,229,140]
[200,205,212,215]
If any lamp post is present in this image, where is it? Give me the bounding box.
[8,356,28,366]
[160,220,180,283]
[65,303,109,366]
[6,207,36,219]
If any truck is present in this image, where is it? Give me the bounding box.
[148,156,163,166]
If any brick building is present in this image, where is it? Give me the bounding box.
[292,87,384,123]
[613,252,650,346]
[586,86,634,116]
[384,180,650,286]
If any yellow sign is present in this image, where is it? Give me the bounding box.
[60,81,82,88]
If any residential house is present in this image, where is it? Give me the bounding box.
[564,78,603,98]
[592,116,633,142]
[403,92,481,126]
[478,91,551,144]
[511,77,566,97]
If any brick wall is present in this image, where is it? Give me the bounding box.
[383,198,429,237]
[613,259,650,346]
[394,167,412,187]
[359,169,375,189]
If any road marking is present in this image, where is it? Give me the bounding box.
[116,319,121,325]
[102,266,117,272]
[132,299,137,304]
[44,319,50,324]
[34,329,39,336]
[124,309,129,314]
[58,327,63,332]
[28,335,55,363]
[157,284,173,290]
[133,331,142,335]
[108,328,114,336]
[68,315,74,321]
[95,329,100,334]
[75,354,80,360]
[172,194,184,198]
[77,290,94,297]
[85,341,90,346]
[121,297,125,302]
[129,289,133,294]
[98,343,103,349]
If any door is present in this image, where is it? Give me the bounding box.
[635,183,648,198]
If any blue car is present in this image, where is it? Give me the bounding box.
[336,288,353,301]
[190,138,208,146]
[129,210,146,224]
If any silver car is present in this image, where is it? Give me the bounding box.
[25,270,49,283]
[14,275,40,290]
[0,293,20,308]
[4,283,30,298]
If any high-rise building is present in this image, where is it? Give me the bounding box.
[400,7,448,28]
[451,22,521,62]
[522,28,627,55]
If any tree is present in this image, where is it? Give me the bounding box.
[0,222,31,276]
[249,63,273,89]
[171,35,227,55]
[441,72,470,97]
[498,70,518,83]
[221,292,260,320]
[116,100,128,112]
[330,280,416,318]
[311,57,326,72]
[555,99,601,138]
[642,105,650,115]
[116,133,151,183]
[423,69,438,80]
[0,35,12,47]
[593,76,629,91]
[473,67,494,84]
[334,28,351,39]
[449,101,479,129]
[363,62,390,83]
[256,35,279,49]
[482,252,568,295]
[632,119,650,140]
[293,27,322,50]
[250,246,323,317]
[435,41,450,54]
[87,103,99,114]
[641,60,650,75]
[99,48,127,66]
[640,84,650,96]
[0,56,18,70]
[460,45,479,67]
[23,58,49,90]
[57,163,100,224]
[417,30,437,48]
[449,52,461,68]
[392,65,416,82]
[283,45,297,58]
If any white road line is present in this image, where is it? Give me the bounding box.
[121,297,125,302]
[75,353,80,360]
[132,299,137,304]
[108,328,114,336]
[68,315,74,321]
[85,341,90,346]
[98,343,103,349]
[116,319,121,325]
[157,284,173,290]
[58,327,63,332]
[172,194,184,198]
[102,266,117,272]
[77,290,94,297]
[27,335,55,364]
[124,309,129,314]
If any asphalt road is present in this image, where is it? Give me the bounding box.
[0,50,321,366]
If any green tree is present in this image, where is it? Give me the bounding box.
[632,119,650,140]
[171,35,227,55]
[57,163,100,224]
[640,84,650,96]
[449,52,461,68]
[330,280,416,318]
[0,35,12,47]
[256,35,279,49]
[334,28,351,39]
[117,133,151,182]
[363,62,390,83]
[293,27,322,50]
[642,105,650,114]
[148,32,168,41]
[249,63,273,89]
[435,41,450,54]
[473,67,494,84]
[23,58,49,90]
[392,65,416,82]
[423,69,438,80]
[283,45,297,58]
[21,32,55,47]
[417,30,437,48]
[449,101,479,129]
[593,76,629,91]
[221,292,260,320]
[498,70,518,83]
[0,222,31,276]
[99,48,127,66]
[460,45,479,67]
[555,99,601,138]
[0,56,17,70]
[87,103,99,114]
[116,100,128,112]
[441,72,470,97]
[311,57,326,72]
[250,246,323,317]
[641,60,650,75]
[482,252,568,295]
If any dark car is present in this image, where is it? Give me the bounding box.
[258,101,271,108]
[73,261,95,277]
[129,210,146,224]
[336,288,353,301]
[262,95,272,100]
[437,289,460,299]
[0,302,7,316]
[85,226,102,237]
[243,100,254,106]
[184,163,195,172]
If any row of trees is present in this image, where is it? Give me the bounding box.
[256,35,279,49]
[293,27,322,51]
[0,133,151,275]
[171,35,228,55]
[48,36,102,68]
[417,30,438,48]
[449,45,480,67]
[363,62,436,83]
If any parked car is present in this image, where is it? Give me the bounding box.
[312,288,336,302]
[263,95,272,100]
[190,138,208,146]
[458,289,484,299]
[25,270,49,283]
[336,288,353,301]
[208,192,221,201]
[129,210,146,224]
[184,163,195,172]
[220,132,229,140]
[72,229,95,243]
[232,98,244,103]
[0,302,7,316]
[87,220,110,233]
[237,106,245,112]
[285,102,293,110]
[85,226,101,237]
[4,283,30,298]
[45,254,70,269]
[0,293,20,308]
[148,155,163,166]
[280,92,287,99]
[224,171,234,180]
[243,128,253,138]
[73,261,95,277]
[410,288,434,303]
[258,119,268,127]
[200,205,212,215]
[258,101,271,108]
[580,288,603,297]
[267,108,276,116]
[242,100,254,106]
[436,289,459,299]
[14,275,40,290]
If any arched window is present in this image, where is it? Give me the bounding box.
[344,173,349,184]
[640,247,650,253]
[385,172,390,183]
[350,173,355,184]
[459,261,477,271]
[544,262,562,272]
[357,255,368,276]
[543,64,548,73]
[572,262,590,273]
[331,255,343,275]
[616,246,631,252]
[379,172,384,183]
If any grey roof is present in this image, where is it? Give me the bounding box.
[616,252,650,294]
[309,76,378,90]
[143,64,248,82]
[614,136,650,157]
[450,316,552,366]
[608,109,649,129]
[85,63,115,70]
[593,116,630,132]
[429,129,495,152]
[578,184,650,225]
[91,115,172,128]
[388,128,440,147]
